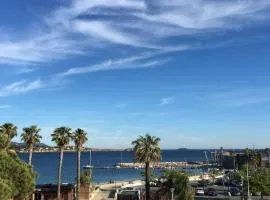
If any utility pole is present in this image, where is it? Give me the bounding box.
[170,188,175,200]
[247,161,251,200]
[246,148,251,200]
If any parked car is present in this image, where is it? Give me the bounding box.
[196,188,205,195]
[215,178,224,186]
[205,188,218,196]
[230,187,241,196]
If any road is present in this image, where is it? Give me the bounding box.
[195,185,270,200]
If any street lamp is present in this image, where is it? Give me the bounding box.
[247,161,251,200]
[170,188,175,200]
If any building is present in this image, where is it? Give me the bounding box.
[34,184,75,200]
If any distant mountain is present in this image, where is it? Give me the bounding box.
[176,148,189,151]
[11,142,50,148]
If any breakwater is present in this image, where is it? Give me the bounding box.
[117,161,212,169]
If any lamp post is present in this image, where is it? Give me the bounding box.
[241,176,244,200]
[170,188,175,200]
[247,161,251,200]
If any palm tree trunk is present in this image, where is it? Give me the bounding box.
[28,144,33,165]
[57,147,64,200]
[77,148,81,200]
[145,162,150,200]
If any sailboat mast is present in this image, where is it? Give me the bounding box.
[90,149,92,166]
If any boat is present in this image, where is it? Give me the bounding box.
[83,165,94,169]
[83,149,94,169]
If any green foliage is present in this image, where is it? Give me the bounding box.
[230,167,270,196]
[161,170,194,200]
[132,134,161,200]
[72,128,88,149]
[21,125,42,148]
[132,134,161,163]
[51,126,72,147]
[249,168,270,195]
[0,150,36,200]
[0,123,17,149]
[140,168,156,182]
[80,169,92,185]
[209,169,220,182]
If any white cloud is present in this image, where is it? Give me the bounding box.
[136,0,270,30]
[0,31,85,65]
[1,0,269,66]
[0,105,12,109]
[59,52,170,76]
[159,97,175,106]
[0,80,44,97]
[72,20,144,47]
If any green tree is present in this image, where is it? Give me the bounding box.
[160,170,194,200]
[21,125,42,165]
[51,127,72,200]
[72,128,88,200]
[209,169,220,183]
[0,123,17,150]
[132,134,161,200]
[0,150,36,200]
[249,168,270,198]
[231,167,270,198]
[80,169,92,186]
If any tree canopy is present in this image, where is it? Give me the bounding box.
[21,125,42,148]
[132,134,161,163]
[160,170,194,200]
[0,150,36,200]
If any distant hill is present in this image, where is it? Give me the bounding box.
[11,142,50,148]
[176,148,189,151]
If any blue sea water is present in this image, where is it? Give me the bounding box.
[18,150,209,184]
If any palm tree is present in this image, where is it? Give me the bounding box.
[21,125,42,165]
[132,134,161,200]
[0,123,17,150]
[72,128,88,200]
[51,127,72,200]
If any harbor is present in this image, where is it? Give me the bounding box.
[116,161,213,169]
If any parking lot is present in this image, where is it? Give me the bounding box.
[195,185,270,200]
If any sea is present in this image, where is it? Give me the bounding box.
[18,149,211,184]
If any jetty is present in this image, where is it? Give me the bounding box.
[116,161,212,169]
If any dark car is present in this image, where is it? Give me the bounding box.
[215,178,224,186]
[229,187,241,196]
[205,188,218,196]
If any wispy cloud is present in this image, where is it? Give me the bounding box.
[115,103,128,108]
[0,105,12,109]
[59,53,170,76]
[0,80,44,97]
[15,67,37,74]
[136,0,270,30]
[212,88,270,107]
[1,0,269,66]
[159,97,175,106]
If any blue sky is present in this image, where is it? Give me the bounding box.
[1,0,270,149]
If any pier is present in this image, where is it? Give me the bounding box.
[116,161,212,169]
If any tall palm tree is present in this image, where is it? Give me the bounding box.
[132,134,161,200]
[72,128,88,200]
[0,123,17,150]
[51,127,72,200]
[21,125,42,165]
